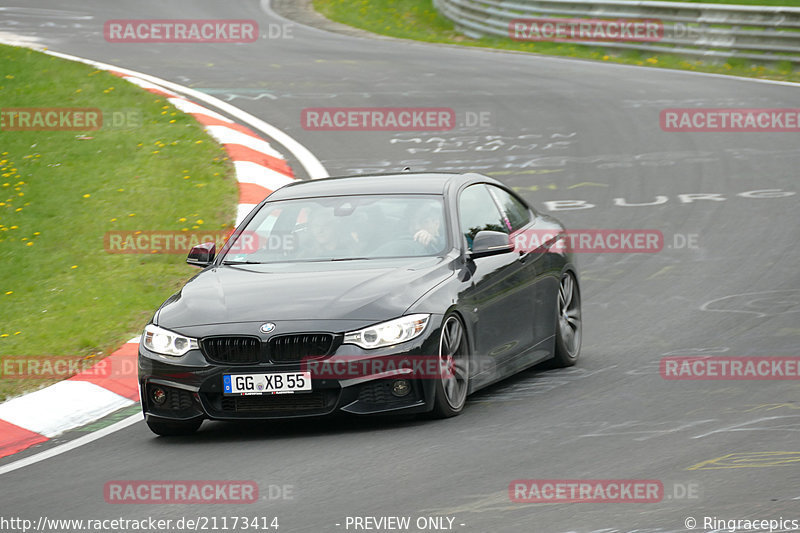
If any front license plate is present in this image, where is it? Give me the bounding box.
[223,372,312,395]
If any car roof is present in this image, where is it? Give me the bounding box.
[267,172,499,199]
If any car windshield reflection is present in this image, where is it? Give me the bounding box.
[221,194,448,264]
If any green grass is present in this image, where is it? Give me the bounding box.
[0,45,238,401]
[313,0,800,82]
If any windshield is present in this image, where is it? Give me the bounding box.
[221,194,448,263]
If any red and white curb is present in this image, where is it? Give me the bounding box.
[114,71,297,224]
[0,59,310,460]
[0,339,141,458]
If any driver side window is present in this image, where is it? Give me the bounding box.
[458,184,507,251]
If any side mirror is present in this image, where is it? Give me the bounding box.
[470,230,514,258]
[187,241,215,267]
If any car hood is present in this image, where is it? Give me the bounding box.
[155,257,454,328]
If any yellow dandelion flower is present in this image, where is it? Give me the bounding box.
[71,265,78,269]
[83,193,91,198]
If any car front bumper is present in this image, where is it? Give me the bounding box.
[138,317,444,422]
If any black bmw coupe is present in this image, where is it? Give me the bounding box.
[138,172,581,435]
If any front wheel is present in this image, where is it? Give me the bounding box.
[146,417,202,436]
[430,314,470,418]
[552,270,582,367]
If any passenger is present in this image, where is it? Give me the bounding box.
[411,205,445,252]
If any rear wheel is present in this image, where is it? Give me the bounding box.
[146,417,202,436]
[430,314,470,418]
[552,271,582,367]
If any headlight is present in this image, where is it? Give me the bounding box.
[142,324,198,357]
[343,314,430,349]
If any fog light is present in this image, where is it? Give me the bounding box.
[391,379,411,397]
[152,387,167,405]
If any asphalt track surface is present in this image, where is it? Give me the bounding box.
[1,1,799,532]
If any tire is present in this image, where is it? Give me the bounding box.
[146,417,202,436]
[430,314,470,418]
[552,270,582,367]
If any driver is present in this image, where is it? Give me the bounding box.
[300,208,358,258]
